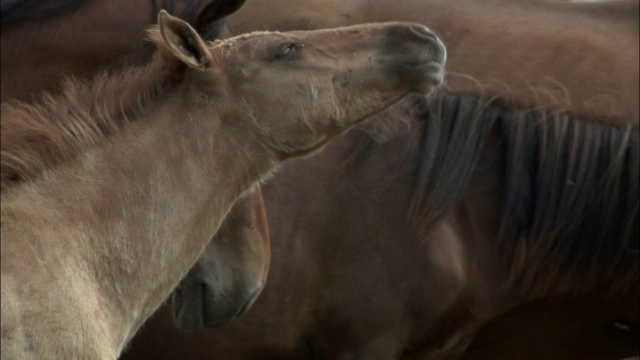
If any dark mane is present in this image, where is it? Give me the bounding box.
[498,99,638,297]
[0,32,175,190]
[347,92,639,298]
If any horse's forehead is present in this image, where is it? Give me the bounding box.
[217,31,286,49]
[210,31,292,63]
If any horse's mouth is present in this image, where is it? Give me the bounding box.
[406,38,447,87]
[403,60,446,93]
[421,61,446,83]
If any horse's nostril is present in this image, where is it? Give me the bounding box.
[408,25,447,65]
[410,25,437,42]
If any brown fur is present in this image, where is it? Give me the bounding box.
[1,49,170,190]
[0,0,224,103]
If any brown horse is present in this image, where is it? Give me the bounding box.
[171,0,640,331]
[121,0,638,359]
[1,0,274,328]
[0,10,446,359]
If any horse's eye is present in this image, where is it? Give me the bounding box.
[276,42,303,60]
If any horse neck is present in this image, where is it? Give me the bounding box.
[2,84,273,352]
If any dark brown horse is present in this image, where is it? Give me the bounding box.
[121,0,638,359]
[1,0,271,329]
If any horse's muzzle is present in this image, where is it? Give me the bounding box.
[409,24,447,66]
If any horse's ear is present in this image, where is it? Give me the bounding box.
[158,10,213,71]
[195,0,247,37]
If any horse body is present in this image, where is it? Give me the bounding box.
[121,0,638,359]
[0,12,446,358]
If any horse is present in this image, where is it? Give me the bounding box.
[0,9,447,359]
[1,0,274,329]
[120,0,639,359]
[169,0,640,332]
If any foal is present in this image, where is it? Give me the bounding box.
[1,0,269,330]
[0,10,446,359]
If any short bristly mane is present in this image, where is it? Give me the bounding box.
[345,92,639,299]
[0,27,178,190]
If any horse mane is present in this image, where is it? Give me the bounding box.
[498,100,638,298]
[0,28,177,190]
[421,93,638,297]
[346,92,639,298]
